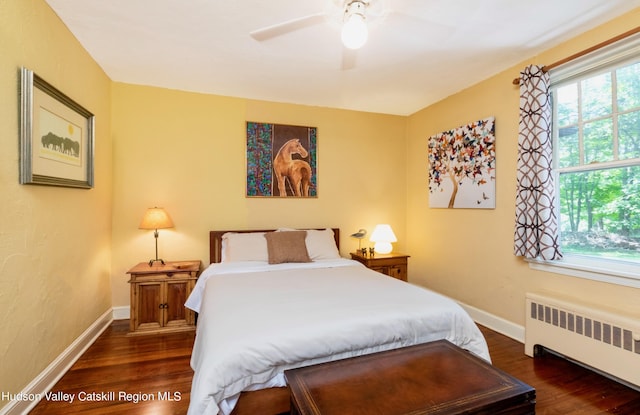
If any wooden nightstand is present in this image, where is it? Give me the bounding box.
[350,252,409,281]
[127,260,201,335]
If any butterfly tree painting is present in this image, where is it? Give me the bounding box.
[428,117,496,209]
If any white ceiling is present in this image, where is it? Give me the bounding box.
[45,0,639,116]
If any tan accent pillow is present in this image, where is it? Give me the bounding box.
[276,228,340,260]
[264,231,311,264]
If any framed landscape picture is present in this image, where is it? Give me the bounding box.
[20,67,94,188]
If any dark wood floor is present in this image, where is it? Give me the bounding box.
[29,320,640,414]
[30,320,195,415]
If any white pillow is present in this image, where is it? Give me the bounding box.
[305,228,340,260]
[221,232,268,262]
[277,228,340,260]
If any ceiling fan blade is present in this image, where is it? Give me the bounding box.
[250,13,326,41]
[341,47,357,70]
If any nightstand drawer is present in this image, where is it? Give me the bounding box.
[371,263,407,280]
[350,252,409,282]
[130,271,196,283]
[367,257,407,268]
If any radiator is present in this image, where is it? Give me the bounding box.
[525,292,640,388]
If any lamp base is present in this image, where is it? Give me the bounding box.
[374,242,393,254]
[148,258,166,267]
[148,230,166,266]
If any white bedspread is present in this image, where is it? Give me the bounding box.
[186,259,490,415]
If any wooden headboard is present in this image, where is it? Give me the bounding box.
[209,228,340,264]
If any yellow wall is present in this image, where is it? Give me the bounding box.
[2,0,640,407]
[406,8,640,327]
[110,84,408,307]
[0,0,112,405]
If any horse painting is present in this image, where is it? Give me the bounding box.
[273,138,312,197]
[246,122,317,197]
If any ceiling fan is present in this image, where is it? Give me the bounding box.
[249,0,389,69]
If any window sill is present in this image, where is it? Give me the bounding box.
[527,255,640,289]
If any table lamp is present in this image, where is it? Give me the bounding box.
[370,224,397,254]
[139,207,174,266]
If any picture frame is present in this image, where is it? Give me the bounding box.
[246,122,317,197]
[20,67,95,188]
[427,117,496,209]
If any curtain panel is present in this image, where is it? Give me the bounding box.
[514,65,562,260]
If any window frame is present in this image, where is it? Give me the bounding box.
[529,33,640,287]
[527,256,640,288]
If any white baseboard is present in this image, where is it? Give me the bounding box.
[112,305,130,320]
[459,301,525,343]
[0,309,113,415]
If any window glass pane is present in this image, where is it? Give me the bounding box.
[617,61,640,112]
[618,110,640,160]
[559,166,640,263]
[582,72,612,120]
[556,84,578,126]
[557,126,580,167]
[551,41,640,273]
[583,118,613,163]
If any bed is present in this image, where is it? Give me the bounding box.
[186,228,490,415]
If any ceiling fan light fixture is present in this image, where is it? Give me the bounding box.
[341,1,368,50]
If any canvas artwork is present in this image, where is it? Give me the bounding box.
[246,122,317,197]
[428,117,496,209]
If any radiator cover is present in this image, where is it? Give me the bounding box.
[525,292,640,388]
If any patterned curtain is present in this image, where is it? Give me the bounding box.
[514,65,562,260]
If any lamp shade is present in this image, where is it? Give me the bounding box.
[370,224,397,254]
[139,207,174,230]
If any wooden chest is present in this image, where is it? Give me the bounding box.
[285,340,535,415]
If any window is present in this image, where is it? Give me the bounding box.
[539,35,640,287]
